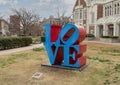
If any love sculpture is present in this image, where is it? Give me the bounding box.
[43,24,87,68]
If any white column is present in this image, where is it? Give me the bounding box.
[119,3,120,14]
[103,6,105,17]
[112,4,114,15]
[118,24,120,38]
[103,24,108,36]
[94,25,97,37]
[114,23,119,36]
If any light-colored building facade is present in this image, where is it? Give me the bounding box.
[73,0,86,26]
[87,0,104,37]
[97,0,120,38]
[0,19,9,36]
[73,0,120,40]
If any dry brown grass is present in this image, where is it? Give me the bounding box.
[0,42,120,85]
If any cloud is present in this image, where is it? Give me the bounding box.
[64,0,75,4]
[35,0,52,6]
[13,0,18,4]
[0,0,9,5]
[31,0,76,18]
[0,0,76,19]
[0,0,18,5]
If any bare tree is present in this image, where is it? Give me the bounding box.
[54,1,72,25]
[0,13,4,19]
[12,8,40,35]
[55,0,67,18]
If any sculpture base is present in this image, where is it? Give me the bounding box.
[41,63,88,71]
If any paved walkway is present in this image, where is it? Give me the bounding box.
[84,40,120,46]
[0,44,43,56]
[0,41,119,56]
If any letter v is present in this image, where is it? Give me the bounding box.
[43,24,60,65]
[44,42,59,65]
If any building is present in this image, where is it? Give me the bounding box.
[97,0,120,38]
[27,23,44,36]
[87,0,104,37]
[41,16,73,25]
[73,0,87,27]
[73,0,105,36]
[0,19,9,36]
[9,15,44,36]
[9,15,21,35]
[73,0,120,40]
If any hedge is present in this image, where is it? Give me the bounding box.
[101,36,119,39]
[32,36,41,44]
[41,36,45,42]
[0,37,32,50]
[86,34,95,37]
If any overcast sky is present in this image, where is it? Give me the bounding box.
[0,0,76,20]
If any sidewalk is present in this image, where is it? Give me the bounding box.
[0,41,119,56]
[84,40,120,46]
[0,43,43,56]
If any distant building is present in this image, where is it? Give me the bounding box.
[41,16,73,25]
[9,15,44,36]
[73,0,120,40]
[0,19,9,36]
[27,23,44,36]
[9,15,21,35]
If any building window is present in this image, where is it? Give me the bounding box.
[108,24,114,36]
[80,9,82,19]
[75,11,77,20]
[110,6,112,15]
[107,7,109,16]
[105,7,107,16]
[117,3,119,14]
[115,4,117,15]
[83,9,86,20]
[91,12,94,23]
[76,12,78,20]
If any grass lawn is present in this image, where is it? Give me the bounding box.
[0,42,120,85]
